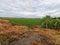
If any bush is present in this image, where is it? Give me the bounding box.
[41,16,60,29]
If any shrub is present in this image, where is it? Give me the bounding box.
[41,16,60,29]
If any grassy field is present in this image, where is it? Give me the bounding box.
[1,18,42,26]
[1,16,60,29]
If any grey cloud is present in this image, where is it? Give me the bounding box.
[0,0,60,18]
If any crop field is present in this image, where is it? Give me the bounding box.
[1,16,60,29]
[0,16,60,45]
[2,18,42,26]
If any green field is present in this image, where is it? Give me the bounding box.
[3,18,42,26]
[1,16,60,29]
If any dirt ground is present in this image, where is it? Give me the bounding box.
[0,19,60,45]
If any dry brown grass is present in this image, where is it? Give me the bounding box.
[0,19,60,45]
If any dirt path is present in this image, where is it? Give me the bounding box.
[10,31,50,45]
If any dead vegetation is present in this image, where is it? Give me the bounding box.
[0,19,60,45]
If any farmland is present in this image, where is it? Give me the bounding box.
[1,16,60,29]
[1,18,42,26]
[0,16,60,45]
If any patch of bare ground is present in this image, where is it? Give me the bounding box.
[0,19,60,45]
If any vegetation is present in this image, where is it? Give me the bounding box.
[0,16,60,45]
[1,15,60,29]
[1,18,42,26]
[41,16,60,29]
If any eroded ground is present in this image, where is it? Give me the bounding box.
[0,19,60,45]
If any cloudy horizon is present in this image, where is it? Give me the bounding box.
[0,0,60,18]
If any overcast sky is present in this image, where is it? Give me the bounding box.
[0,0,60,18]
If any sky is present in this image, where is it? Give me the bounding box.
[0,0,60,18]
